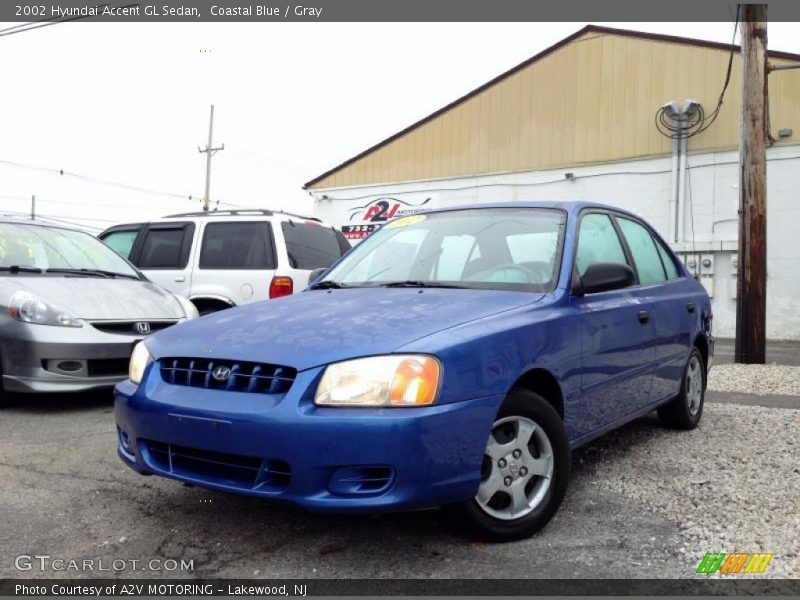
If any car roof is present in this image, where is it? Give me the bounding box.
[420,200,641,220]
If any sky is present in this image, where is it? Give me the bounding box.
[1,19,799,232]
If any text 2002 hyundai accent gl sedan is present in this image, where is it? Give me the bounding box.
[115,201,712,541]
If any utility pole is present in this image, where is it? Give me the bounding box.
[30,195,35,220]
[735,4,768,364]
[198,105,224,212]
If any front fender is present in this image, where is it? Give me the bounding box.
[396,294,579,406]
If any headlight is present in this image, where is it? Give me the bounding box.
[315,355,441,407]
[7,291,82,327]
[173,294,199,319]
[129,341,153,385]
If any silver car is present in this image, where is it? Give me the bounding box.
[0,218,198,398]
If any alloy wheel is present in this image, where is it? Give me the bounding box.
[686,355,703,416]
[475,415,554,521]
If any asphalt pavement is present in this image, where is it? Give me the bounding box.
[713,338,800,366]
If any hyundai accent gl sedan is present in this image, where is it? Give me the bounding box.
[0,219,198,400]
[115,201,713,541]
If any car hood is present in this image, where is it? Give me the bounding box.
[146,287,542,371]
[4,276,184,320]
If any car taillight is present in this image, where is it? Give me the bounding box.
[269,276,293,299]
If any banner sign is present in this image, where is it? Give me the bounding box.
[340,195,434,241]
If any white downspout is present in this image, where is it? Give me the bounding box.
[669,115,680,243]
[676,119,688,243]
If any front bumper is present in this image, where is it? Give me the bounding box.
[0,320,146,393]
[115,365,504,513]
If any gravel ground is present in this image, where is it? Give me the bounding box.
[708,364,800,396]
[579,402,800,577]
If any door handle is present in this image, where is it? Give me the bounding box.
[174,275,185,282]
[686,302,696,314]
[637,310,650,325]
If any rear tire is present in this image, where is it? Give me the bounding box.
[657,347,705,430]
[452,389,570,542]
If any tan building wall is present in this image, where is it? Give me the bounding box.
[307,26,800,190]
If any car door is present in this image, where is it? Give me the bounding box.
[129,222,195,298]
[619,220,692,403]
[194,220,277,305]
[571,212,658,436]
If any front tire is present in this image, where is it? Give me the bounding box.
[453,389,570,542]
[657,347,705,430]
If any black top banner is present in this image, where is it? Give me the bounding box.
[1,0,799,23]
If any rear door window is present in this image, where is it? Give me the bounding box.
[281,221,349,270]
[138,226,192,269]
[617,218,667,285]
[654,237,680,279]
[199,222,276,269]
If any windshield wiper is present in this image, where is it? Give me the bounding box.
[0,265,44,274]
[308,280,347,290]
[379,280,466,289]
[46,268,139,280]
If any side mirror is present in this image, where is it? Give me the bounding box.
[576,262,635,295]
[308,268,327,284]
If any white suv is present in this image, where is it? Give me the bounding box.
[99,209,350,314]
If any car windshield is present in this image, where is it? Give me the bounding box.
[321,208,565,292]
[0,222,140,278]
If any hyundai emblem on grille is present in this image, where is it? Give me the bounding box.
[211,365,232,382]
[134,322,151,334]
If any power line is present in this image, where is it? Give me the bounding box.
[35,217,104,231]
[0,192,197,210]
[0,157,202,201]
[0,207,116,224]
[0,4,139,39]
[0,190,257,216]
[2,209,119,224]
[0,211,104,231]
[0,158,263,210]
[0,4,108,35]
[654,6,741,140]
[0,20,82,38]
[228,148,310,175]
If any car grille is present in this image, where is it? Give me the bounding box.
[159,358,297,394]
[89,320,178,335]
[144,441,291,491]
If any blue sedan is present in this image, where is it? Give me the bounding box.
[115,201,713,541]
